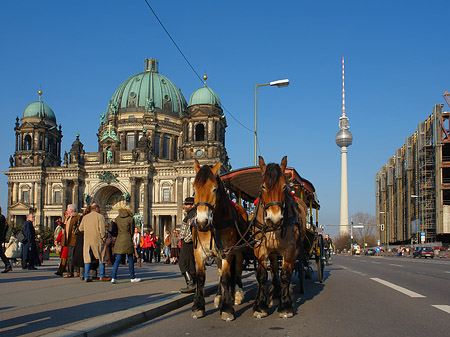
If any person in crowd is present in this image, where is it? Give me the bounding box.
[105,222,115,265]
[141,231,148,262]
[53,218,66,275]
[132,227,142,267]
[154,235,162,263]
[64,204,82,278]
[22,213,38,270]
[170,229,180,264]
[5,231,20,270]
[0,207,12,273]
[147,230,156,263]
[79,203,111,282]
[178,197,196,293]
[111,207,141,284]
[73,206,89,280]
[163,230,171,264]
[36,234,44,265]
[54,223,69,276]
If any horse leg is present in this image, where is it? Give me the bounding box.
[214,257,222,308]
[253,258,269,318]
[219,256,235,321]
[192,254,206,319]
[278,260,294,319]
[268,254,281,307]
[234,252,244,305]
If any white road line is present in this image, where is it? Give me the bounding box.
[445,271,450,274]
[371,261,380,264]
[370,278,425,298]
[432,305,450,315]
[389,264,402,267]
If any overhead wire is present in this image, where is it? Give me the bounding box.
[142,0,253,133]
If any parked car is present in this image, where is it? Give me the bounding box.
[365,248,376,256]
[413,247,434,259]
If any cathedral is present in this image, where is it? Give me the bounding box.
[4,58,230,235]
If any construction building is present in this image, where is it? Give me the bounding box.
[376,96,450,246]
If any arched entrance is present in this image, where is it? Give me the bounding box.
[92,185,128,223]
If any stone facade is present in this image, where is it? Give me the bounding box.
[4,59,230,236]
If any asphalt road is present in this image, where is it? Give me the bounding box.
[117,255,450,337]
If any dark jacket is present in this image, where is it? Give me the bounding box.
[0,214,7,243]
[113,209,135,255]
[22,220,37,260]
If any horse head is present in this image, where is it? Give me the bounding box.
[193,159,221,231]
[259,155,288,230]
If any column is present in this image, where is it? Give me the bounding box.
[73,180,79,209]
[7,182,12,206]
[171,215,176,232]
[62,179,68,214]
[13,182,18,204]
[154,215,159,234]
[129,177,136,214]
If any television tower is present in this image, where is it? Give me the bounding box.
[335,57,353,235]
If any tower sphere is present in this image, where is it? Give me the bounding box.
[335,128,353,147]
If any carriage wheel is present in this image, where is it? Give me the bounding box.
[316,235,325,283]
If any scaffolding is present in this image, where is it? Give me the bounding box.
[376,104,450,245]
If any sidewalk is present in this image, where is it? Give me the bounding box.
[0,257,231,337]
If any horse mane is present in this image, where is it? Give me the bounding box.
[194,165,216,188]
[193,164,233,221]
[263,163,283,190]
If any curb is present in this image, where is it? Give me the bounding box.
[42,283,219,337]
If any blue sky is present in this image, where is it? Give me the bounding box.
[1,1,449,236]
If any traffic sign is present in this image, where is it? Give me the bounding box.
[380,224,385,231]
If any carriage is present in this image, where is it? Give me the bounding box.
[220,164,325,291]
[191,157,323,320]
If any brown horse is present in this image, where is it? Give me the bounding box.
[252,155,306,318]
[192,160,249,321]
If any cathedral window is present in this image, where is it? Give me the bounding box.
[195,123,205,141]
[162,136,169,159]
[154,133,160,158]
[24,135,32,150]
[173,137,178,161]
[162,188,170,202]
[54,190,61,204]
[127,134,135,150]
[22,190,29,204]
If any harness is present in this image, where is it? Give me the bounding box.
[250,187,302,247]
[193,199,253,259]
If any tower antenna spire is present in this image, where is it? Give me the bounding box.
[342,57,345,116]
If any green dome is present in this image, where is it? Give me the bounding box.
[23,99,56,124]
[106,59,187,119]
[188,86,221,108]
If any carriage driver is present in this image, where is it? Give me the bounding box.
[178,197,196,293]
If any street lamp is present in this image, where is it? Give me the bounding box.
[379,211,386,249]
[254,79,290,166]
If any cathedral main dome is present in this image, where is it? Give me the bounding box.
[105,59,187,120]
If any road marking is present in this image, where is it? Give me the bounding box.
[371,261,380,264]
[389,264,402,267]
[445,271,450,274]
[432,305,450,315]
[370,278,425,298]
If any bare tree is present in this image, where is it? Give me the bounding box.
[351,212,377,248]
[333,232,351,252]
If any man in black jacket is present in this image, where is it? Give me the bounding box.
[0,207,12,273]
[178,197,196,293]
[22,213,38,270]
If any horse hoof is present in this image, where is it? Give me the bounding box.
[191,310,204,319]
[221,312,234,322]
[214,295,221,308]
[234,290,244,305]
[253,311,267,319]
[279,311,294,319]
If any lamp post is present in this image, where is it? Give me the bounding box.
[379,211,386,250]
[254,79,290,166]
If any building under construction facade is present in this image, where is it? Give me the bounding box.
[376,102,450,246]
